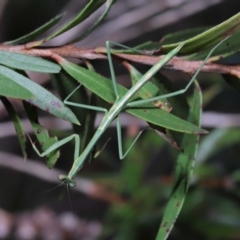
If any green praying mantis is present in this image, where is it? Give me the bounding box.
[30,39,225,187]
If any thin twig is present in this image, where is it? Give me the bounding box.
[0,44,239,77]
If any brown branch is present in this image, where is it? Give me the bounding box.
[113,53,240,77]
[0,44,240,77]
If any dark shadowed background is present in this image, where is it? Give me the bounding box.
[1,1,240,239]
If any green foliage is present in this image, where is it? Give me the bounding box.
[58,57,206,134]
[24,102,60,168]
[5,13,64,45]
[1,2,240,240]
[0,50,61,72]
[1,97,27,159]
[156,80,202,240]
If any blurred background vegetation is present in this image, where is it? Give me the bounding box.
[1,0,240,239]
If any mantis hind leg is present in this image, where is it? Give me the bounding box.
[105,41,154,159]
[126,38,227,108]
[106,39,225,160]
[116,116,149,159]
[105,40,149,100]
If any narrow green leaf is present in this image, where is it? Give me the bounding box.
[123,61,172,112]
[57,57,207,134]
[161,13,240,54]
[0,71,34,99]
[130,27,208,54]
[5,13,64,45]
[134,41,163,52]
[156,80,202,240]
[49,0,106,39]
[187,30,240,61]
[128,108,205,134]
[1,97,27,159]
[23,102,59,168]
[32,0,109,46]
[161,27,208,46]
[70,0,116,43]
[151,72,189,146]
[0,66,79,125]
[0,51,61,73]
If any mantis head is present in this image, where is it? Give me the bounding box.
[59,175,76,187]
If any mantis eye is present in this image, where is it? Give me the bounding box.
[68,181,76,187]
[58,175,76,187]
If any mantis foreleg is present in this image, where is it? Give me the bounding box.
[126,38,227,108]
[106,41,157,159]
[28,84,108,170]
[29,134,80,160]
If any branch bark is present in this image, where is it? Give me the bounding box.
[0,44,240,77]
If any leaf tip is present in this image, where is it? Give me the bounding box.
[73,118,81,126]
[198,128,208,134]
